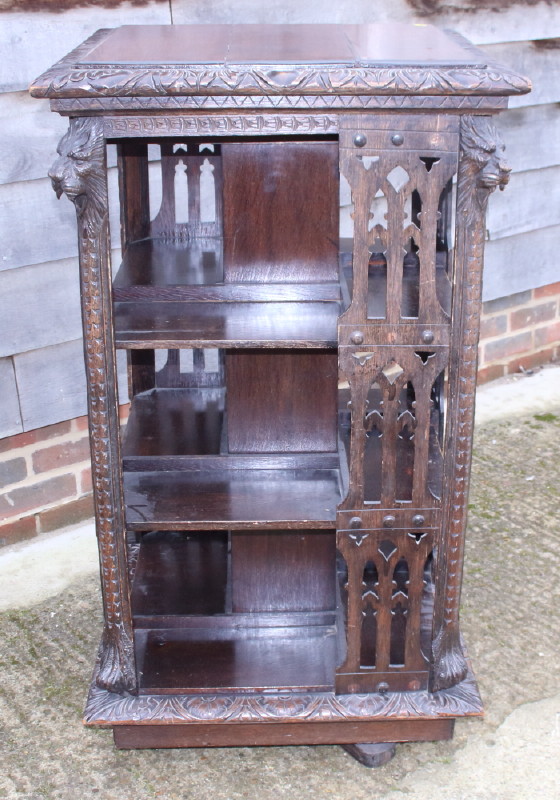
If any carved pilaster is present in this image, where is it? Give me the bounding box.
[431,115,510,691]
[50,118,136,693]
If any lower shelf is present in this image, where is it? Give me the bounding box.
[136,626,337,695]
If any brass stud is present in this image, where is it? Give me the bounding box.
[383,515,396,528]
[349,516,362,529]
[412,514,425,527]
[353,133,367,148]
[391,133,404,146]
[350,331,364,345]
[377,681,390,694]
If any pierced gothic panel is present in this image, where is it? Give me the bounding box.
[336,530,434,693]
[340,139,458,327]
[339,347,448,511]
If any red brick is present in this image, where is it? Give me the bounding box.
[534,281,560,299]
[0,457,27,489]
[0,515,38,548]
[506,347,555,375]
[483,331,533,363]
[80,466,92,494]
[0,420,72,454]
[535,321,560,348]
[477,363,506,384]
[38,494,94,534]
[32,437,91,474]
[480,314,508,340]
[482,290,531,315]
[510,302,556,331]
[74,415,89,432]
[0,474,76,521]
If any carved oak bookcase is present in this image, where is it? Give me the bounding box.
[30,24,529,765]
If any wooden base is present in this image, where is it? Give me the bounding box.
[113,718,454,749]
[341,742,397,768]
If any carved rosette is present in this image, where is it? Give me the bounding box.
[50,117,136,693]
[431,115,510,692]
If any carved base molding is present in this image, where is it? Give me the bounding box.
[84,647,482,727]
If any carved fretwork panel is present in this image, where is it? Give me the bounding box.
[339,347,447,510]
[336,528,434,694]
[150,140,223,241]
[339,116,459,328]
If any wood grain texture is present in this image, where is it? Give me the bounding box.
[222,141,338,283]
[123,468,341,531]
[231,531,336,612]
[226,350,338,453]
[113,301,339,349]
[113,718,454,749]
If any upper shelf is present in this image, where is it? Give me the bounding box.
[30,24,531,101]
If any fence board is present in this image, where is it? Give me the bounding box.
[484,40,560,108]
[0,357,23,438]
[0,258,81,358]
[496,103,560,174]
[0,92,68,186]
[483,223,560,302]
[1,3,171,94]
[0,170,120,272]
[487,165,560,241]
[168,0,560,45]
[15,340,129,432]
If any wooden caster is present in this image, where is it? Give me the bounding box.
[342,742,397,768]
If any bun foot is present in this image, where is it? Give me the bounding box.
[341,741,397,767]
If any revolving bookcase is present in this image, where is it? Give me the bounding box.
[30,24,530,765]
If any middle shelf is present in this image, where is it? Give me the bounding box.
[122,387,342,531]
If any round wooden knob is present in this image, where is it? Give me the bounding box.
[422,330,435,344]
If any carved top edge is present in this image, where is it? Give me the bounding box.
[29,27,531,101]
[83,667,483,726]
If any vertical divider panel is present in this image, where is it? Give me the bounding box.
[336,115,459,695]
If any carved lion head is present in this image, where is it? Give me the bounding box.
[49,118,105,220]
[460,115,511,193]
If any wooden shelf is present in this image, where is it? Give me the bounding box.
[113,239,341,303]
[135,626,337,695]
[114,300,340,349]
[122,388,224,461]
[124,467,341,531]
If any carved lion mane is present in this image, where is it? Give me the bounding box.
[457,116,511,226]
[49,117,106,229]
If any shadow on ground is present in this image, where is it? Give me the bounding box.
[1,411,559,799]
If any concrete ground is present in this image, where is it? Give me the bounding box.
[1,366,559,799]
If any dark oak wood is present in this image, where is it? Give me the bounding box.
[36,21,526,762]
[113,301,339,348]
[113,718,454,750]
[123,468,341,531]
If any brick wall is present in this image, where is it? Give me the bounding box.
[1,283,558,549]
[0,405,128,548]
[478,280,560,383]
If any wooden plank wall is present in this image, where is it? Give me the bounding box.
[0,0,558,436]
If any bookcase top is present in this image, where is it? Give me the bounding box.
[30,23,531,100]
